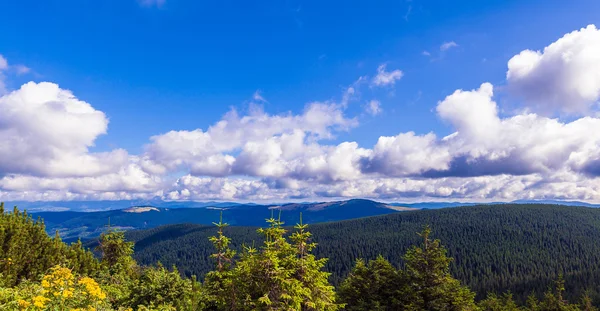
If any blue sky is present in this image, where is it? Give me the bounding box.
[1,0,600,203]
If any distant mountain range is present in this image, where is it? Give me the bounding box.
[4,198,600,241]
[5,198,600,213]
[2,200,248,212]
[29,199,417,241]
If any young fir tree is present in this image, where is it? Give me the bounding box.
[534,276,581,311]
[203,211,342,311]
[289,213,341,311]
[581,293,598,311]
[478,293,521,311]
[337,255,401,311]
[232,211,308,310]
[95,228,138,308]
[202,212,238,310]
[402,225,478,311]
[126,263,196,310]
[97,229,136,277]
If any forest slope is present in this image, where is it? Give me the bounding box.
[123,204,600,302]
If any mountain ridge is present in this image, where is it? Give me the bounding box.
[7,198,600,213]
[31,199,417,241]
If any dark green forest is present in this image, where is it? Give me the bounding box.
[122,204,600,303]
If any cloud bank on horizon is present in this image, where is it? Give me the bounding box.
[2,25,600,202]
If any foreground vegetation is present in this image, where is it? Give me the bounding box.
[1,202,599,310]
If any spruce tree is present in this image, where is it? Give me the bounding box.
[203,211,342,311]
[337,256,401,311]
[289,213,341,311]
[478,293,520,311]
[97,229,136,276]
[402,225,478,311]
[202,212,238,310]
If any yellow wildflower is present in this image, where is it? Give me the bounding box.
[32,295,50,308]
[63,289,74,298]
[18,299,31,309]
[78,277,107,300]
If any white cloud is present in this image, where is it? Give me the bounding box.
[507,24,600,115]
[437,83,499,143]
[422,51,431,57]
[0,54,8,94]
[14,65,30,75]
[362,132,451,176]
[253,90,267,102]
[440,41,458,51]
[166,175,273,201]
[365,100,382,116]
[0,54,32,94]
[371,64,403,87]
[358,82,600,182]
[0,55,7,70]
[432,83,600,177]
[0,159,162,195]
[143,101,358,177]
[159,171,600,203]
[0,82,129,177]
[5,25,600,203]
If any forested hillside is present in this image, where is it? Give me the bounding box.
[3,201,600,310]
[122,204,600,303]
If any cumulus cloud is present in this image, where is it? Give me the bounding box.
[0,82,129,177]
[5,25,600,203]
[365,100,382,116]
[358,81,600,182]
[361,132,451,176]
[0,159,161,195]
[371,64,403,87]
[143,102,359,177]
[430,83,600,177]
[507,24,600,115]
